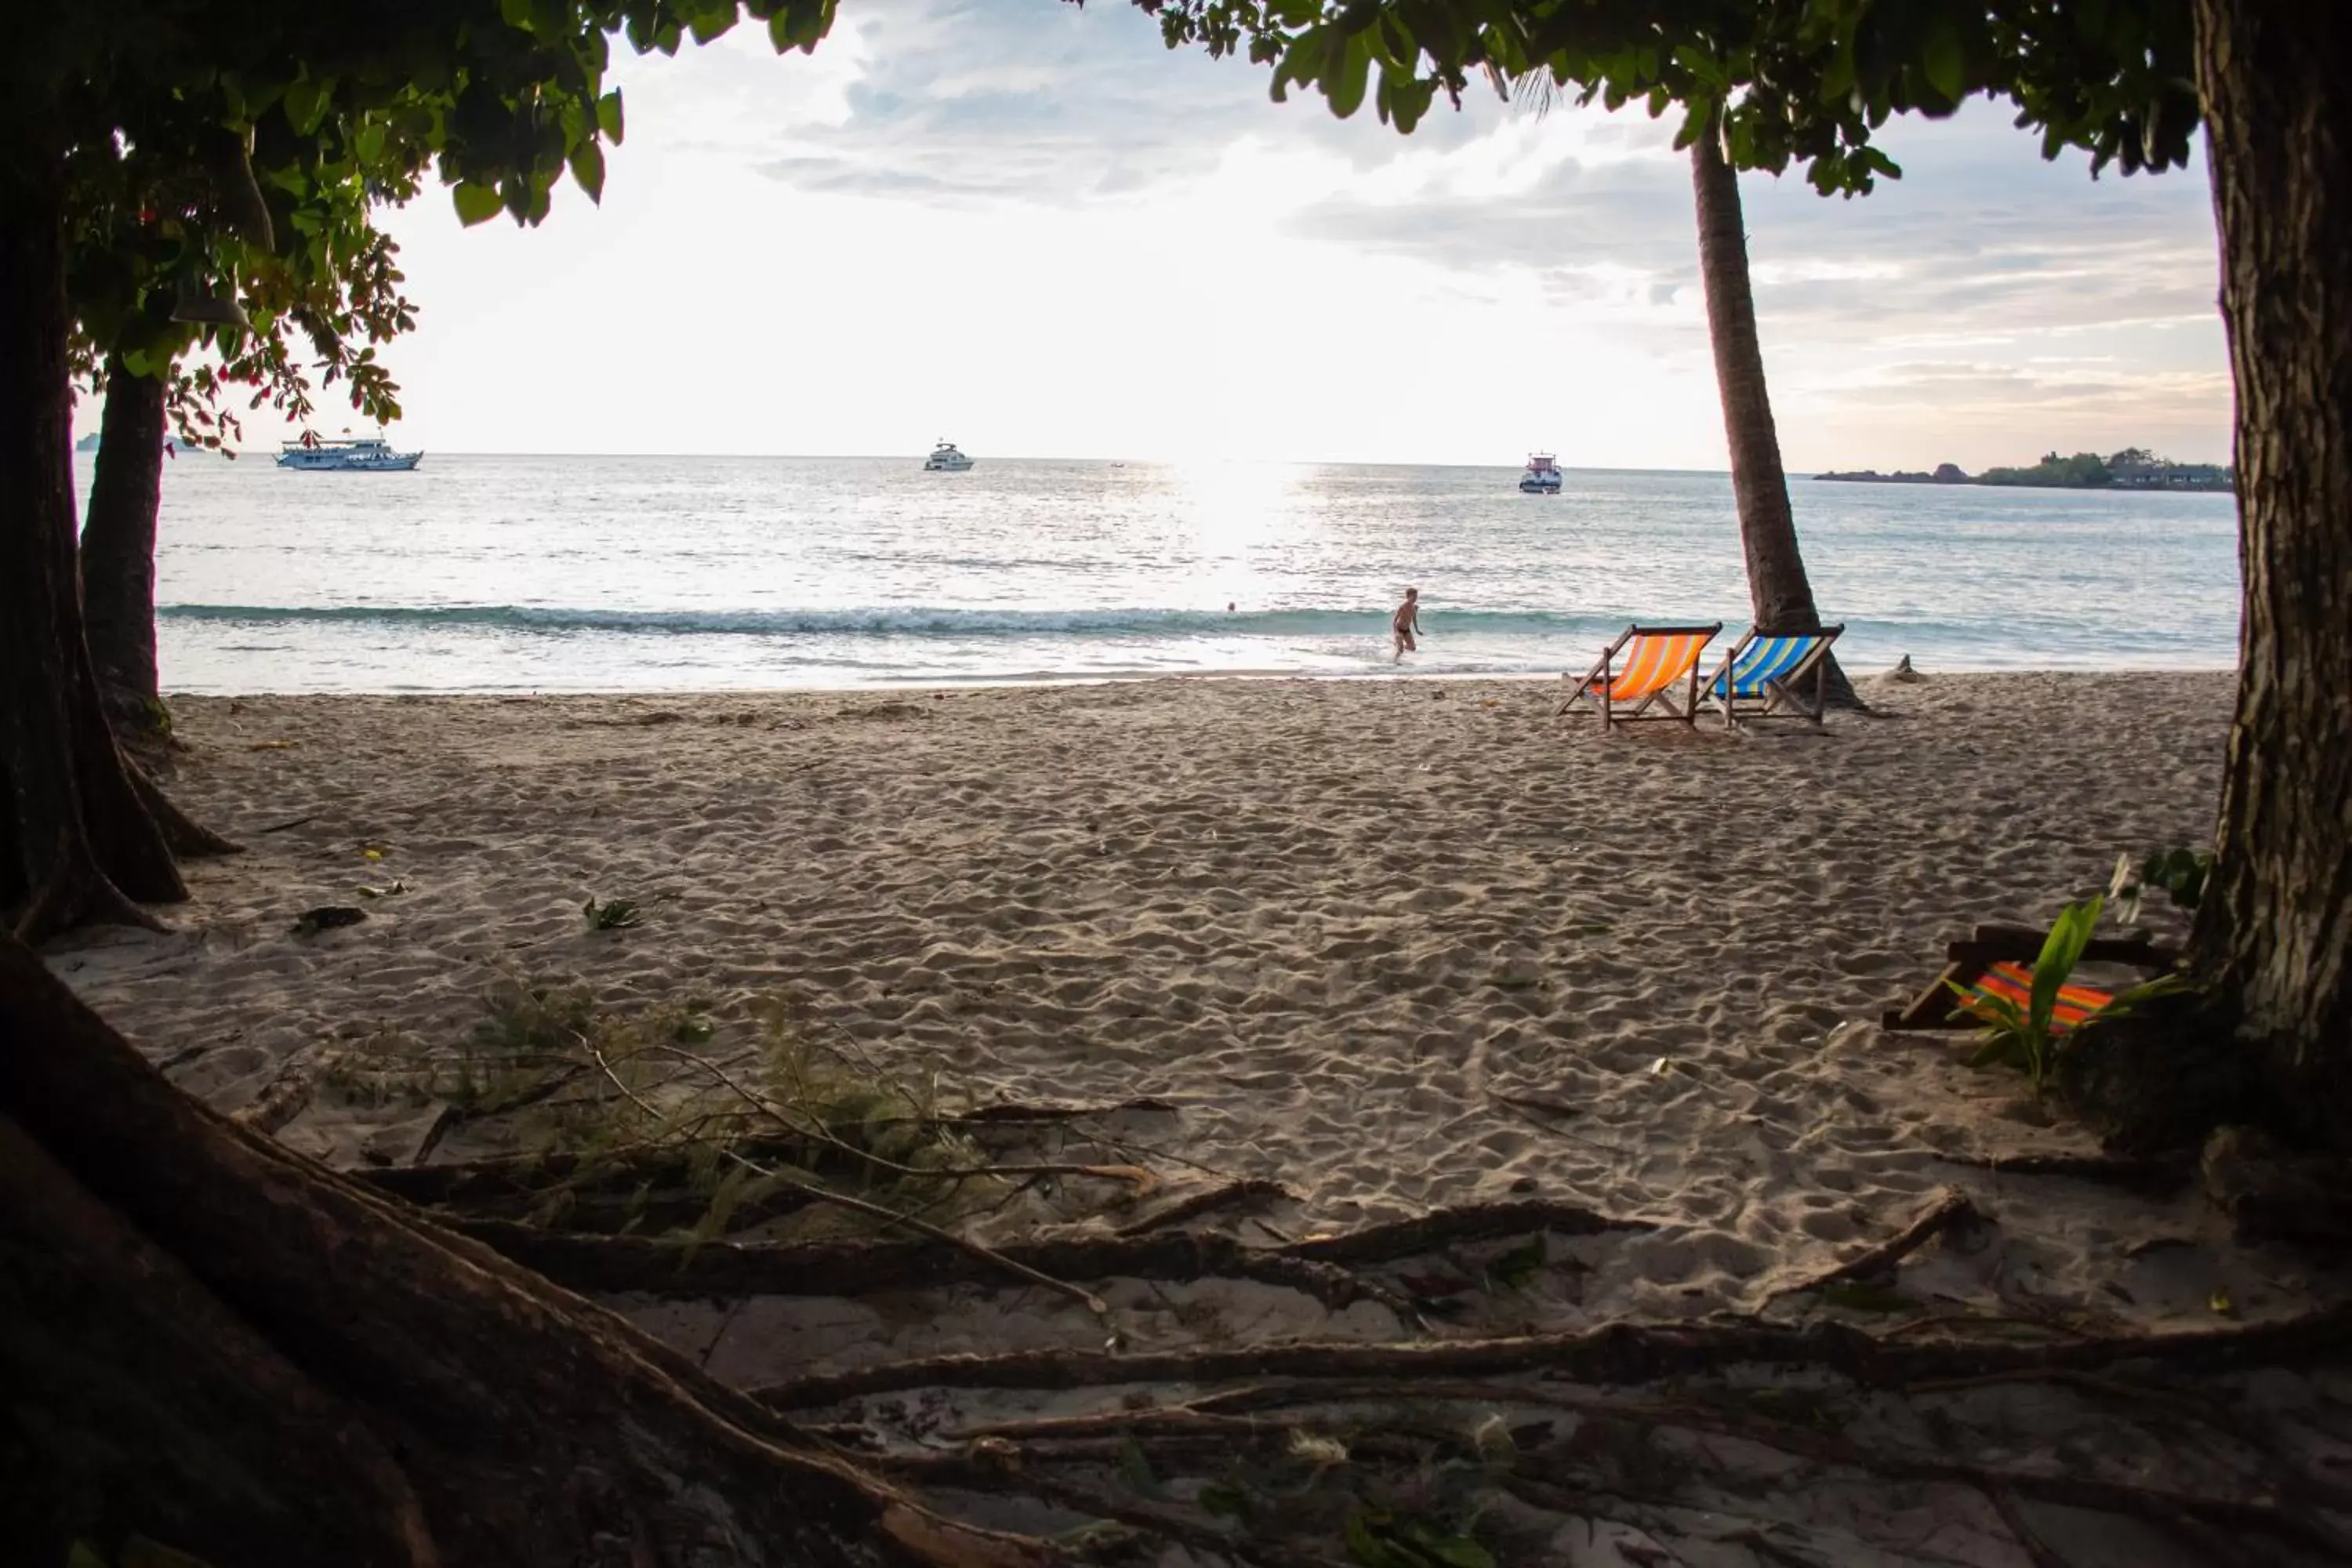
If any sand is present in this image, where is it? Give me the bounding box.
[54,669,2324,1325]
[54,669,2352,1563]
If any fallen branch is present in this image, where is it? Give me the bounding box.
[1769,1185,1986,1302]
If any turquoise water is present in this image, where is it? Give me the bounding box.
[106,453,2241,692]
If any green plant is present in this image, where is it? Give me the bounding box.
[1947,895,2185,1094]
[2109,848,2211,925]
[583,895,643,931]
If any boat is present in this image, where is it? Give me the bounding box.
[276,430,423,471]
[1518,452,1563,494]
[924,440,974,472]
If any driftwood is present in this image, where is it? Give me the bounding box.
[0,934,1040,1567]
[756,1303,2352,1410]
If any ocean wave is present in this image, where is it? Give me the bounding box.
[155,603,1644,640]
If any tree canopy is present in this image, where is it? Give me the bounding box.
[1134,0,2199,191]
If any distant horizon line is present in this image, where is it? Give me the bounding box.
[118,448,2241,474]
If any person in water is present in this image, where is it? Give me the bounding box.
[1392,586,1422,662]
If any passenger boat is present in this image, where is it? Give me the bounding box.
[276,432,423,471]
[924,440,975,472]
[1519,452,1563,494]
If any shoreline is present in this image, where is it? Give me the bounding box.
[154,660,2245,699]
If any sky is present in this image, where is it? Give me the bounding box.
[118,0,2234,472]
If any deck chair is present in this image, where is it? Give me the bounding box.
[1557,623,1721,729]
[1698,625,1845,728]
[1881,924,2180,1033]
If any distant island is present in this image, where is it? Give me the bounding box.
[75,432,101,452]
[1817,447,2234,493]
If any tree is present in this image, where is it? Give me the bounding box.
[70,122,421,746]
[1141,0,2351,1143]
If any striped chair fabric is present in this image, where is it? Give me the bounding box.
[1710,632,1831,699]
[1959,960,2114,1035]
[1593,630,1716,702]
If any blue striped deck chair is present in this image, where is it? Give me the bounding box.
[1699,624,1844,728]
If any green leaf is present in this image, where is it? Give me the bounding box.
[452,182,503,226]
[569,139,605,203]
[2030,897,2102,1047]
[1326,33,1370,118]
[354,121,385,166]
[499,0,532,27]
[1920,20,1966,103]
[284,77,328,134]
[597,89,626,143]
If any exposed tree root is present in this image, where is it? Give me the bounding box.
[1114,1177,1288,1236]
[124,756,239,858]
[1769,1184,1986,1301]
[1933,1148,2187,1194]
[1283,1199,1650,1265]
[454,1215,1398,1313]
[0,933,1050,1566]
[756,1302,2352,1410]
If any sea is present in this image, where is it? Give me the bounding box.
[100,453,2242,694]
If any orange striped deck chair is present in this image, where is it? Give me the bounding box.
[1882,924,2179,1033]
[1556,622,1722,729]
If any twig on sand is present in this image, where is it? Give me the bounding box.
[583,1043,1112,1323]
[256,814,315,833]
[1770,1185,1987,1303]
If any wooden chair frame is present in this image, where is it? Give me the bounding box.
[1699,624,1846,729]
[1881,923,2181,1032]
[1555,622,1721,731]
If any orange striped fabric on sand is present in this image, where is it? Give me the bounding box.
[1973,960,2114,1033]
[1598,632,1710,701]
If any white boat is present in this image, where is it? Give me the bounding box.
[924,440,974,472]
[277,431,423,471]
[1519,452,1563,494]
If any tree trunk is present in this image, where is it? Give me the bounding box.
[82,354,169,746]
[1690,128,1860,706]
[2189,0,2352,1145]
[0,932,1041,1568]
[0,118,190,942]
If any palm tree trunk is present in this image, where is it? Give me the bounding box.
[1690,123,1860,707]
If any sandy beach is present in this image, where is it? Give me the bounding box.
[55,669,2302,1319]
[52,667,2352,1563]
